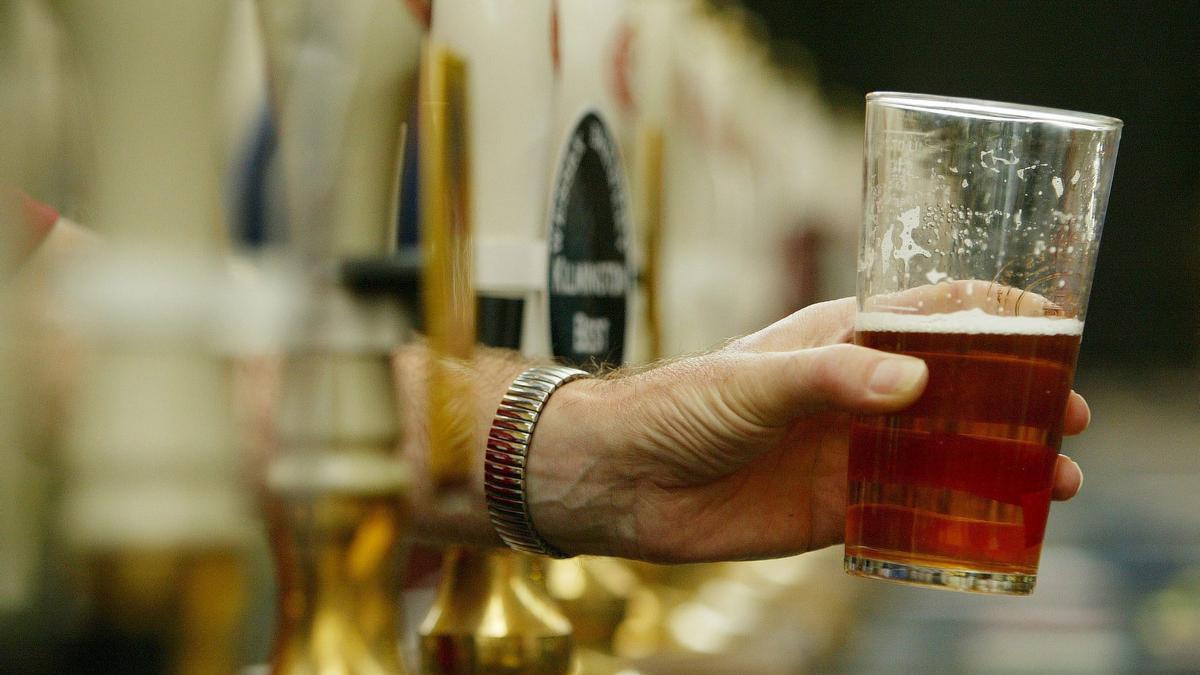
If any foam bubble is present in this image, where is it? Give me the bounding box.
[855,308,1083,335]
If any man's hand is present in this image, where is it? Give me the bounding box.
[530,297,1087,563]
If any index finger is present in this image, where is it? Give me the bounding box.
[727,297,856,354]
[863,280,1064,318]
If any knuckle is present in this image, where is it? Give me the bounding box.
[818,342,864,368]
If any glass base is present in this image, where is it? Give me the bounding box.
[845,555,1036,595]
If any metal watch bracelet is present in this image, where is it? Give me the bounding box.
[484,365,591,558]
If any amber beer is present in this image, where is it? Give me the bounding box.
[845,310,1082,592]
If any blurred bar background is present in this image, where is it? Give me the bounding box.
[0,0,1196,672]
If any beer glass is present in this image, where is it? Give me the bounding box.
[845,92,1121,594]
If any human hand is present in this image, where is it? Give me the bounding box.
[530,297,1087,563]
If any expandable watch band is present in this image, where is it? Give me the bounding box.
[484,365,591,558]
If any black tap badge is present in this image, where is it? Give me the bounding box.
[548,111,630,369]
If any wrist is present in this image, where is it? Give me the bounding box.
[523,376,635,558]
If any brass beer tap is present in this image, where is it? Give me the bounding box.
[51,1,251,672]
[420,548,573,675]
[256,0,421,672]
[416,8,574,670]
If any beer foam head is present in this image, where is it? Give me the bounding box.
[855,308,1084,335]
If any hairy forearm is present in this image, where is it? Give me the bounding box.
[392,343,633,556]
[392,343,524,548]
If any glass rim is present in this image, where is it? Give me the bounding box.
[866,91,1123,132]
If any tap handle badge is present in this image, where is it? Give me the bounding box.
[547,111,630,370]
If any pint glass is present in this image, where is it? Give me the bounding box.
[844,93,1121,594]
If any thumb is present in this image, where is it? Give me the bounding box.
[731,344,928,426]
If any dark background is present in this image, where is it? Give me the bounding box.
[739,0,1200,367]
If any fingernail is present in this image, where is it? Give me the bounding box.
[869,358,927,396]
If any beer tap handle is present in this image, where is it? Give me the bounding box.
[420,39,477,497]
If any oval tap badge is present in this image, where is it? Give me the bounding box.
[548,111,630,369]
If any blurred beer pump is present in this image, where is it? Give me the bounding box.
[255,0,419,671]
[0,2,70,672]
[416,2,644,674]
[47,2,254,673]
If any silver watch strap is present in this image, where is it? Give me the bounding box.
[485,365,590,558]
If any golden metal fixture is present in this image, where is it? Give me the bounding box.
[420,548,573,674]
[266,444,410,674]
